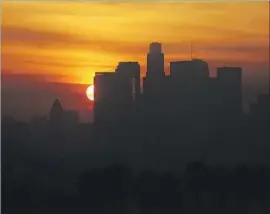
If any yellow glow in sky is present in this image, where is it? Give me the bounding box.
[2,1,269,84]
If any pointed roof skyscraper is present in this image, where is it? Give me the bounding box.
[50,99,63,112]
[49,98,64,123]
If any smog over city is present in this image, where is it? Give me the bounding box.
[1,1,269,213]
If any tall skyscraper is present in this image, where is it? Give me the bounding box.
[94,72,117,124]
[114,62,141,121]
[144,42,165,97]
[115,62,140,103]
[170,59,209,81]
[217,67,242,116]
[169,59,211,127]
[146,42,165,78]
[250,94,270,122]
[94,63,141,124]
[49,99,64,125]
[169,59,210,102]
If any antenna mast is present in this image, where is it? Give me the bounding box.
[190,41,193,60]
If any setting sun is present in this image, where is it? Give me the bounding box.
[86,85,94,101]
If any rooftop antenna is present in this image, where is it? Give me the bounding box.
[190,41,193,60]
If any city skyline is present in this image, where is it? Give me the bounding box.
[1,1,269,122]
[2,3,270,212]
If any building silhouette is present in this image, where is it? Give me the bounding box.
[147,42,165,77]
[169,59,211,131]
[170,59,209,80]
[49,99,64,125]
[115,62,140,104]
[49,99,79,127]
[250,94,270,123]
[93,43,244,124]
[115,62,141,122]
[217,67,242,118]
[94,72,117,125]
[93,43,245,148]
[94,62,142,127]
[143,42,165,97]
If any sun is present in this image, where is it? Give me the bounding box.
[86,85,94,101]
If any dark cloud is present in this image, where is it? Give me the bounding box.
[2,26,75,45]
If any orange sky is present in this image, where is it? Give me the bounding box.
[1,1,269,122]
[2,1,269,84]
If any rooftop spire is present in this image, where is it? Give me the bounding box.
[190,41,193,60]
[50,99,63,113]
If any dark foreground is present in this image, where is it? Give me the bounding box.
[3,163,270,214]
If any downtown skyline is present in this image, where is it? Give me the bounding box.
[1,1,269,122]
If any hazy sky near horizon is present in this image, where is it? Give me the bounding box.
[1,1,269,121]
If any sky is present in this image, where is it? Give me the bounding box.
[1,1,269,122]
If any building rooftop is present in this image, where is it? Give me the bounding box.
[95,72,115,76]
